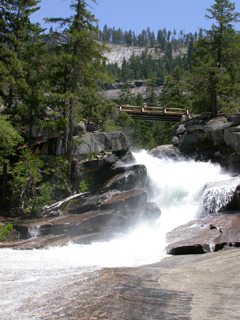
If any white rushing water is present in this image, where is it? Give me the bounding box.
[0,150,239,319]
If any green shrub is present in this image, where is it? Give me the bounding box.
[0,223,13,241]
[79,180,89,193]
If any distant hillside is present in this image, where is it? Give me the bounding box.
[103,43,188,68]
[102,43,188,102]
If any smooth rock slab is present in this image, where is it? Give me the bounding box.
[98,188,147,210]
[10,248,240,319]
[166,213,240,254]
[101,164,147,192]
[4,199,161,248]
[72,131,131,160]
[0,234,67,250]
[57,188,148,215]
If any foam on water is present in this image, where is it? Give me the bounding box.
[0,150,238,318]
[0,151,237,269]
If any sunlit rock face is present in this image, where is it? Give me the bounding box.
[166,214,240,255]
[72,131,131,160]
[150,144,180,159]
[103,43,187,68]
[35,130,136,193]
[165,175,240,255]
[71,131,135,192]
[172,115,240,171]
[2,188,161,249]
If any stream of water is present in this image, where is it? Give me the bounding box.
[0,150,239,319]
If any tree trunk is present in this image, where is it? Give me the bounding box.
[8,86,13,110]
[28,88,34,148]
[210,71,218,117]
[67,97,74,185]
[67,0,81,185]
[87,104,92,131]
[2,162,7,208]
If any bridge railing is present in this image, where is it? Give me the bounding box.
[118,105,189,115]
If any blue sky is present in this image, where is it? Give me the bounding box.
[31,0,240,35]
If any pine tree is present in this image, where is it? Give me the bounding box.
[118,83,134,105]
[0,0,41,109]
[160,66,190,109]
[191,0,240,116]
[20,23,47,146]
[145,78,158,106]
[0,114,23,207]
[46,0,110,184]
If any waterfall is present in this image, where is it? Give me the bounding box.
[0,150,238,319]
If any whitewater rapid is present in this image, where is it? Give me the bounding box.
[0,150,239,318]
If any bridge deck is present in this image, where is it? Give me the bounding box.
[119,105,189,122]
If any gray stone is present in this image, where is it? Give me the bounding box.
[172,116,240,169]
[201,177,240,214]
[72,131,130,161]
[150,144,180,159]
[101,164,147,192]
[224,130,240,152]
[234,184,240,210]
[9,247,240,319]
[166,214,240,255]
[6,189,159,248]
[73,120,86,135]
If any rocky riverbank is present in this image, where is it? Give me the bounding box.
[63,248,239,320]
[172,113,240,172]
[2,121,240,319]
[151,114,240,256]
[0,130,161,249]
[3,247,238,319]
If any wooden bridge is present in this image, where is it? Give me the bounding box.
[119,105,189,122]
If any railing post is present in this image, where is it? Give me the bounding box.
[119,105,122,111]
[141,107,144,112]
[164,108,166,114]
[186,108,189,115]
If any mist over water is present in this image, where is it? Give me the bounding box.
[134,150,236,231]
[0,150,238,318]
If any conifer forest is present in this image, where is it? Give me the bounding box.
[1,0,240,217]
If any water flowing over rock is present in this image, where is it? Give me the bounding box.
[2,150,240,319]
[150,144,180,159]
[201,177,240,214]
[2,188,161,249]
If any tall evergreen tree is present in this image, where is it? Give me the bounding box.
[145,78,158,106]
[20,23,47,146]
[46,0,110,184]
[118,83,134,105]
[191,0,240,116]
[160,66,190,109]
[0,0,41,109]
[0,114,23,207]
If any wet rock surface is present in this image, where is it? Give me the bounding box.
[101,164,147,192]
[1,189,161,249]
[150,144,180,159]
[9,248,240,319]
[166,213,240,255]
[201,177,240,214]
